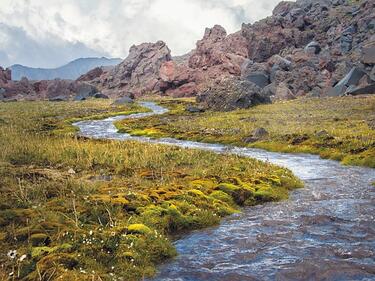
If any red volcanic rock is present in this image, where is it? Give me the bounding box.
[188,25,248,72]
[74,0,374,103]
[77,67,104,82]
[95,40,172,97]
[159,61,177,82]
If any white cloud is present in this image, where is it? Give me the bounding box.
[0,0,282,68]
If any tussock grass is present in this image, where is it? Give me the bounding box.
[117,96,375,168]
[0,100,301,280]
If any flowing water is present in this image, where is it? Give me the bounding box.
[74,102,375,281]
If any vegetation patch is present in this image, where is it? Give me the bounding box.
[116,97,375,168]
[0,99,301,280]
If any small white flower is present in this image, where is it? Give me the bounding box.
[111,266,115,270]
[7,250,17,259]
[89,230,93,236]
[9,272,14,276]
[19,254,27,262]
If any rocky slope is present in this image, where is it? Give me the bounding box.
[80,0,374,106]
[1,0,374,105]
[10,57,122,81]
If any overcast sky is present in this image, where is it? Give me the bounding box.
[0,0,282,68]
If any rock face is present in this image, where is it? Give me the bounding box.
[77,0,374,108]
[85,25,249,99]
[3,0,375,105]
[89,41,172,97]
[196,77,271,111]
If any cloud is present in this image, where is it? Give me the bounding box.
[0,0,282,68]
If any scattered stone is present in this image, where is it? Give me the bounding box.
[305,41,321,55]
[252,127,269,138]
[68,168,76,175]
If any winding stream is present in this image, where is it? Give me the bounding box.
[74,102,375,281]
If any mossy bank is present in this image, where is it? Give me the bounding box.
[116,96,375,168]
[0,100,301,280]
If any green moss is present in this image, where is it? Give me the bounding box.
[31,243,73,258]
[127,224,152,235]
[209,191,235,206]
[187,189,206,197]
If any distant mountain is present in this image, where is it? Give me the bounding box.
[10,57,122,81]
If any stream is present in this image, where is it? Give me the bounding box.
[74,102,375,281]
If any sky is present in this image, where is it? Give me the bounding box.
[0,0,282,68]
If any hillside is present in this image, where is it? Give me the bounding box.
[10,57,122,81]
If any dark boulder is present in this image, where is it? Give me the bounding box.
[346,83,375,96]
[197,77,271,111]
[93,93,109,99]
[304,41,321,55]
[328,67,367,96]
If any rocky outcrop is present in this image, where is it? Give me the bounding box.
[238,0,375,99]
[89,41,172,97]
[3,0,374,105]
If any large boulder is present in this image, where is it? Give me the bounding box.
[243,72,270,88]
[196,77,271,111]
[328,67,368,96]
[73,83,98,101]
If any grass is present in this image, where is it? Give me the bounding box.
[0,99,302,280]
[116,96,375,168]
